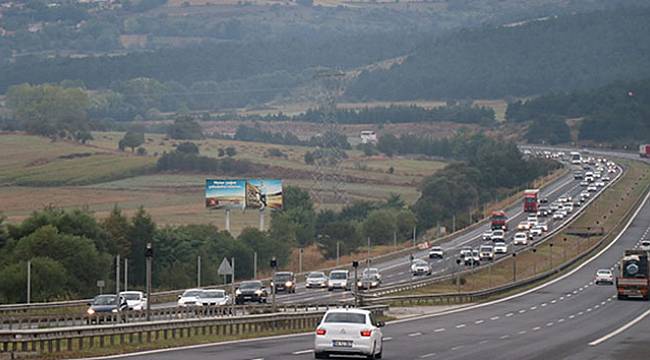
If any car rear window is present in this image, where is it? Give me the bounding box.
[324,312,367,324]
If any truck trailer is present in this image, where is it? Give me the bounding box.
[523,189,540,213]
[616,249,650,300]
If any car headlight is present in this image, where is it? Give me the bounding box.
[328,281,333,286]
[87,308,95,315]
[112,308,118,313]
[357,281,362,287]
[371,281,378,286]
[285,281,293,287]
[254,290,263,296]
[235,289,242,295]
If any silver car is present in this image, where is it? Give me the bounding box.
[328,270,350,291]
[411,259,432,276]
[306,271,329,289]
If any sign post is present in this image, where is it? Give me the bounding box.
[218,258,234,313]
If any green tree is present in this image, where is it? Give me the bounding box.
[119,131,145,152]
[176,142,200,155]
[6,83,90,139]
[167,115,204,140]
[128,207,156,286]
[317,221,361,259]
[362,209,397,245]
[0,258,70,303]
[225,146,237,157]
[102,206,131,257]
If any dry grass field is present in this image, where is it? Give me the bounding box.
[0,132,446,232]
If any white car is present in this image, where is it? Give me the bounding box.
[493,241,508,254]
[602,175,611,182]
[314,308,384,359]
[120,291,147,311]
[639,240,650,251]
[411,259,432,276]
[579,181,589,187]
[428,246,444,259]
[479,245,494,261]
[328,270,351,291]
[362,268,382,283]
[587,185,598,192]
[527,214,538,223]
[530,227,543,237]
[459,246,473,259]
[594,269,614,285]
[464,250,481,266]
[306,272,329,289]
[595,181,605,188]
[198,289,230,306]
[513,232,528,245]
[482,231,493,241]
[517,221,531,231]
[563,205,573,213]
[580,191,591,198]
[491,230,505,242]
[536,221,549,232]
[553,211,567,220]
[177,288,203,307]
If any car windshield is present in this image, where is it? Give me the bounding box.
[308,272,325,278]
[94,295,116,305]
[240,282,262,289]
[493,231,504,236]
[481,247,492,251]
[274,273,292,281]
[363,269,378,275]
[597,270,611,275]
[121,293,141,301]
[182,290,203,297]
[495,242,506,246]
[330,272,347,280]
[414,260,427,266]
[201,290,225,298]
[324,312,367,324]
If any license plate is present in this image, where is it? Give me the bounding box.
[332,340,353,348]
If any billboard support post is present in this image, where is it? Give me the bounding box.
[225,209,231,232]
[259,209,265,231]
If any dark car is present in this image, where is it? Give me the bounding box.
[235,281,268,304]
[272,271,296,293]
[86,294,128,323]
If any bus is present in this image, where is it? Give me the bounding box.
[570,151,582,165]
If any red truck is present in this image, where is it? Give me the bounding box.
[640,144,650,158]
[490,211,508,231]
[616,249,650,300]
[523,189,540,213]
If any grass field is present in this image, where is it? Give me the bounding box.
[0,132,445,231]
[0,134,155,186]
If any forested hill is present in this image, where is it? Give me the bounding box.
[345,7,650,101]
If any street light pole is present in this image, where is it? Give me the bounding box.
[549,243,554,269]
[299,248,303,274]
[512,253,517,282]
[352,261,359,307]
[336,241,340,267]
[124,258,128,292]
[270,257,277,313]
[197,256,201,288]
[26,260,31,304]
[532,248,537,275]
[455,259,462,293]
[145,243,153,322]
[115,254,121,322]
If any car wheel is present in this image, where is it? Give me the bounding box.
[328,288,333,292]
[617,294,627,300]
[314,351,329,359]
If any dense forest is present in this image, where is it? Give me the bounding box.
[346,8,650,101]
[507,78,650,144]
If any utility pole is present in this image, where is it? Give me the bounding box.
[270,257,277,312]
[455,259,461,293]
[336,241,340,267]
[26,260,31,304]
[299,248,303,274]
[412,226,416,247]
[393,231,397,248]
[124,258,128,292]
[512,253,517,282]
[367,237,371,270]
[115,254,121,322]
[549,243,554,269]
[197,256,202,288]
[145,243,153,322]
[352,261,359,307]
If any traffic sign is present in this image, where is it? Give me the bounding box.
[217,258,233,275]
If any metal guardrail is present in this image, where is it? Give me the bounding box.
[0,303,345,330]
[363,163,624,297]
[0,305,389,356]
[364,161,648,306]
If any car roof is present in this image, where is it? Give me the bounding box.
[120,291,143,295]
[331,269,348,273]
[324,308,370,315]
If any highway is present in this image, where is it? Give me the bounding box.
[98,166,650,360]
[270,161,617,305]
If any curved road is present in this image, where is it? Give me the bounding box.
[105,160,650,360]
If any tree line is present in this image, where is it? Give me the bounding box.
[345,7,650,101]
[506,78,650,145]
[374,132,560,229]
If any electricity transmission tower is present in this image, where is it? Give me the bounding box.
[310,69,349,208]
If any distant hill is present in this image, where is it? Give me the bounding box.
[345,7,650,101]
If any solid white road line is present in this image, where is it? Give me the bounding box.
[589,308,650,346]
[292,349,313,355]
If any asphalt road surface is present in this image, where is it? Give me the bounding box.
[108,163,650,360]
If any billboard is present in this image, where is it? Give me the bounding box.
[206,179,282,210]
